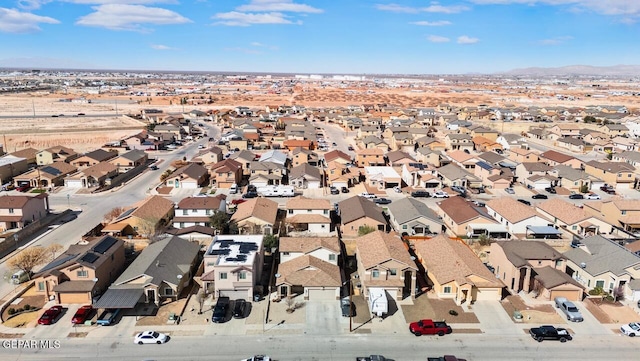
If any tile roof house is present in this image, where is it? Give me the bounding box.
[276,237,342,300]
[535,198,610,237]
[173,194,227,229]
[165,163,209,189]
[584,161,635,188]
[230,197,279,235]
[94,236,199,308]
[108,149,149,173]
[64,161,119,188]
[323,149,352,165]
[33,236,126,304]
[289,163,322,189]
[386,198,444,236]
[414,235,504,304]
[355,231,417,302]
[488,241,583,301]
[13,161,78,188]
[70,149,118,169]
[0,193,49,231]
[485,197,550,236]
[436,196,501,238]
[583,200,640,233]
[563,235,640,300]
[285,196,333,235]
[209,159,243,189]
[101,195,175,238]
[36,146,79,165]
[337,196,387,238]
[356,148,385,167]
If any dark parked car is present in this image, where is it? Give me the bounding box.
[411,190,430,198]
[545,187,557,194]
[341,186,349,193]
[517,199,531,206]
[71,305,94,324]
[247,184,257,193]
[212,297,230,323]
[330,187,340,195]
[341,298,356,317]
[233,299,247,319]
[568,194,584,199]
[532,194,548,199]
[38,305,63,325]
[600,185,616,194]
[16,185,31,192]
[242,191,258,199]
[348,145,354,151]
[374,198,392,205]
[529,325,572,342]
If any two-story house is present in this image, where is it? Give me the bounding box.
[285,196,332,235]
[173,195,227,228]
[165,163,209,189]
[337,196,387,238]
[356,148,385,167]
[230,197,279,235]
[485,197,551,237]
[584,161,635,189]
[0,193,49,231]
[36,146,79,165]
[108,149,149,173]
[584,200,640,233]
[209,159,243,188]
[101,195,175,238]
[536,198,611,236]
[386,198,444,236]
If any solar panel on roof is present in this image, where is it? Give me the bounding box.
[41,166,62,176]
[93,237,117,254]
[114,207,136,222]
[81,253,99,264]
[39,254,78,272]
[209,249,230,256]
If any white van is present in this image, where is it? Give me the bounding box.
[229,184,238,194]
[11,270,29,284]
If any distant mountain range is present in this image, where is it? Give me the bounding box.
[503,65,640,77]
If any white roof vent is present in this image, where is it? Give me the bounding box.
[580,262,586,268]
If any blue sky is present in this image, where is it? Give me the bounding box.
[1,1,639,74]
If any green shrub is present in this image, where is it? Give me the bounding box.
[7,308,16,315]
[588,286,605,296]
[23,304,31,310]
[604,294,614,302]
[16,308,24,313]
[448,309,458,316]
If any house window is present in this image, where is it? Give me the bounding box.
[323,210,328,215]
[182,210,188,215]
[77,270,88,278]
[389,269,397,276]
[37,282,45,291]
[239,272,247,280]
[555,259,562,268]
[206,209,212,215]
[219,272,227,280]
[572,225,577,230]
[372,269,380,278]
[8,208,14,214]
[288,209,293,214]
[307,209,312,213]
[165,288,174,296]
[402,225,407,230]
[328,254,336,261]
[282,252,290,256]
[622,211,627,215]
[595,280,605,288]
[443,286,452,294]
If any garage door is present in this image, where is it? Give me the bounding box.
[474,288,501,301]
[306,288,337,301]
[549,290,582,302]
[533,182,549,190]
[65,180,84,188]
[58,292,91,304]
[219,290,250,300]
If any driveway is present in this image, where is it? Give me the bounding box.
[305,300,342,335]
[554,300,611,335]
[471,301,521,335]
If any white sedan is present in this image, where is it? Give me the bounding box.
[134,331,168,345]
[585,193,601,200]
[620,322,640,337]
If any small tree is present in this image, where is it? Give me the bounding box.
[196,290,206,314]
[263,234,279,251]
[137,217,164,243]
[8,247,51,279]
[358,225,377,236]
[47,243,63,260]
[285,295,295,312]
[210,211,232,234]
[104,206,126,223]
[579,184,589,194]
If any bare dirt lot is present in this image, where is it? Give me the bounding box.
[501,295,563,324]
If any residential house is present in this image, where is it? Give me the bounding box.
[249,161,286,187]
[258,150,288,167]
[613,151,640,171]
[436,196,504,238]
[355,231,417,303]
[10,148,38,165]
[165,225,216,244]
[0,155,29,185]
[415,148,443,166]
[470,126,499,141]
[229,150,257,176]
[584,160,635,189]
[485,197,551,237]
[584,200,640,233]
[445,133,474,152]
[33,236,126,304]
[356,148,385,167]
[488,241,583,301]
[437,163,482,188]
[64,162,118,188]
[193,147,224,166]
[285,196,332,234]
[231,197,279,235]
[94,236,199,308]
[70,149,118,169]
[535,198,611,237]
[387,198,444,236]
[108,150,148,173]
[101,195,175,237]
[165,163,209,189]
[551,165,596,192]
[209,159,243,188]
[564,235,640,300]
[337,196,387,238]
[364,167,402,190]
[291,147,320,167]
[36,146,79,165]
[289,163,322,189]
[386,151,416,167]
[0,193,49,231]
[508,147,540,163]
[359,135,389,151]
[557,137,589,153]
[414,235,504,304]
[447,150,478,171]
[611,136,637,152]
[173,195,227,228]
[276,237,341,300]
[549,124,580,140]
[323,149,352,165]
[515,162,556,189]
[14,161,77,188]
[604,123,629,137]
[539,150,582,169]
[200,235,263,299]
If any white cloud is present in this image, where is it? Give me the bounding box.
[63,1,179,4]
[151,44,174,50]
[76,4,191,31]
[537,35,573,45]
[427,35,450,43]
[0,7,59,33]
[468,1,640,19]
[457,35,479,44]
[422,5,470,14]
[376,3,469,14]
[17,0,52,10]
[375,3,419,13]
[410,20,452,26]
[213,11,299,26]
[237,0,323,13]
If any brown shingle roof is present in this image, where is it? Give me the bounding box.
[494,241,564,268]
[437,196,492,224]
[210,159,242,173]
[230,197,278,224]
[276,255,341,287]
[171,163,208,180]
[486,197,538,224]
[355,231,416,270]
[540,150,575,164]
[286,214,331,224]
[536,198,591,225]
[415,235,504,287]
[10,147,39,159]
[286,196,331,210]
[338,196,386,225]
[279,237,340,254]
[177,195,225,210]
[534,266,584,290]
[129,195,175,221]
[82,161,118,178]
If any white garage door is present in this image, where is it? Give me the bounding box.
[306,288,337,300]
[219,290,250,300]
[474,288,501,301]
[65,179,84,188]
[181,182,198,189]
[533,182,550,190]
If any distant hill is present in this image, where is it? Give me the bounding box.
[503,65,640,77]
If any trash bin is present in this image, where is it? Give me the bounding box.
[513,311,523,320]
[253,294,262,302]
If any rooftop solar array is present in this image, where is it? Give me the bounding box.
[41,166,62,176]
[39,254,78,272]
[93,236,117,254]
[81,253,99,264]
[114,207,137,222]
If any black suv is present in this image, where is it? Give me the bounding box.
[517,199,531,206]
[233,299,247,319]
[330,187,340,195]
[411,190,430,198]
[569,194,584,199]
[341,186,349,193]
[212,297,230,323]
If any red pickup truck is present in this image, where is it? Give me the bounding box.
[409,319,452,336]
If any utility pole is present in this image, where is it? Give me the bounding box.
[32,99,36,117]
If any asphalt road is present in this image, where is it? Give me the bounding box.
[0,333,637,361]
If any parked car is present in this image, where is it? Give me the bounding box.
[134,330,168,345]
[231,199,247,205]
[16,185,31,192]
[529,325,572,342]
[585,193,601,200]
[393,186,402,193]
[341,186,349,193]
[620,322,640,337]
[473,201,485,207]
[532,194,548,199]
[568,194,584,199]
[212,297,230,323]
[517,199,531,206]
[450,186,466,195]
[233,299,247,319]
[360,192,377,199]
[229,183,238,194]
[410,190,430,198]
[330,187,340,195]
[242,356,272,361]
[545,187,557,194]
[409,319,452,336]
[374,198,392,205]
[149,165,158,171]
[71,305,94,324]
[242,191,258,199]
[348,145,354,151]
[341,298,356,317]
[554,297,583,322]
[38,305,63,325]
[431,191,449,198]
[332,142,337,146]
[427,357,467,361]
[505,188,515,194]
[600,185,616,194]
[356,356,393,361]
